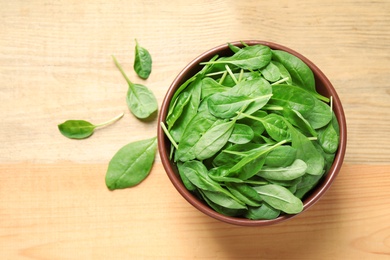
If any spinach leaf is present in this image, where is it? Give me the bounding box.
[201,77,231,99]
[105,137,157,190]
[179,160,246,208]
[317,113,339,154]
[245,203,281,220]
[253,184,303,214]
[260,61,281,82]
[58,112,124,139]
[227,42,241,53]
[282,108,317,137]
[294,173,323,199]
[199,190,244,216]
[272,50,329,102]
[228,123,254,144]
[194,118,236,160]
[264,145,297,167]
[175,111,220,162]
[228,140,287,180]
[112,55,158,119]
[269,84,315,116]
[225,183,263,207]
[201,190,247,210]
[202,44,272,70]
[241,112,291,142]
[289,123,324,175]
[133,39,152,79]
[257,159,307,181]
[272,61,292,85]
[304,98,332,129]
[169,75,203,142]
[166,91,191,130]
[208,76,272,119]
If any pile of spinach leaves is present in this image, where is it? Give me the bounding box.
[162,43,340,219]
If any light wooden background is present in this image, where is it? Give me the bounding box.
[1,0,389,259]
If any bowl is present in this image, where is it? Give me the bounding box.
[157,40,347,226]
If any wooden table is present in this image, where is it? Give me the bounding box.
[1,1,389,259]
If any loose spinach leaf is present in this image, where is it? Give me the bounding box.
[58,112,124,139]
[254,184,303,214]
[112,55,158,119]
[105,137,157,190]
[133,39,152,79]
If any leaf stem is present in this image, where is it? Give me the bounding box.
[218,71,228,85]
[95,112,125,128]
[225,65,238,85]
[330,96,333,112]
[205,71,225,77]
[238,69,244,82]
[314,92,330,103]
[262,104,284,111]
[271,77,290,85]
[112,55,135,91]
[160,122,179,149]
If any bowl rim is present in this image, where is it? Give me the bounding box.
[157,40,347,226]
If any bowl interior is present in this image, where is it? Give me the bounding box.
[157,40,347,226]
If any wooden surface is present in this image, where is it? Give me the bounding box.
[1,0,389,259]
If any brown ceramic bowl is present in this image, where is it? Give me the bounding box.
[157,40,347,226]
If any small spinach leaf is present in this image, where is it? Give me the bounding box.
[58,112,124,139]
[112,55,158,119]
[133,39,152,79]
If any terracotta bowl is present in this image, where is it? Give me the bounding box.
[157,40,347,226]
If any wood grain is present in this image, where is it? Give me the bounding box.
[0,163,389,259]
[0,0,389,259]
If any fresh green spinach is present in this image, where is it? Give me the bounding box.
[112,55,158,119]
[105,137,157,190]
[134,39,152,79]
[162,42,340,220]
[58,112,124,139]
